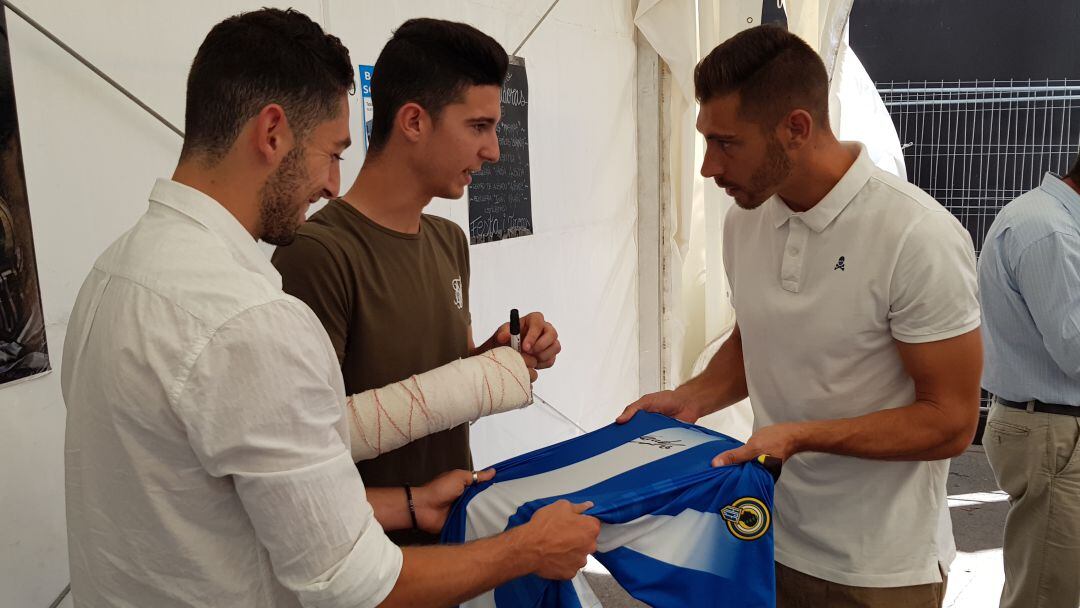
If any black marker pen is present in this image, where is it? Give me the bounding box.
[509,309,521,352]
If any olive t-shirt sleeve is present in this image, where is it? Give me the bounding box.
[271,233,352,364]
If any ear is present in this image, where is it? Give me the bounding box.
[252,104,292,164]
[781,109,813,150]
[395,102,427,144]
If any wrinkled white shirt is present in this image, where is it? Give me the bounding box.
[62,179,402,608]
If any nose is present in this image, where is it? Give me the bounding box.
[700,151,723,180]
[323,162,341,199]
[480,131,500,164]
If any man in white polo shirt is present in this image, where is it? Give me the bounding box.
[619,25,982,607]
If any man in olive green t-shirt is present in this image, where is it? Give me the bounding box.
[272,19,561,545]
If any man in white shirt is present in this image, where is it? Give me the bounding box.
[619,25,982,607]
[62,9,598,608]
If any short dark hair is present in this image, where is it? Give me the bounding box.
[367,18,508,154]
[694,25,829,129]
[180,8,354,165]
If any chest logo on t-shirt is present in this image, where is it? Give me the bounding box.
[451,277,464,309]
[834,256,846,271]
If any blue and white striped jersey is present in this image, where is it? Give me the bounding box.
[442,412,777,607]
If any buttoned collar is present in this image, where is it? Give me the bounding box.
[768,142,874,233]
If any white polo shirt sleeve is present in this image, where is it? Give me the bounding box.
[888,210,981,343]
[172,299,403,608]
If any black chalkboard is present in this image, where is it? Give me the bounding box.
[851,0,1080,82]
[468,56,533,244]
[760,1,787,27]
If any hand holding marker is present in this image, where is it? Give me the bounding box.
[510,308,535,407]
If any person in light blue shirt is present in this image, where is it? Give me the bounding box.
[978,154,1080,608]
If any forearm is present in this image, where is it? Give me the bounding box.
[678,326,749,417]
[367,487,412,532]
[797,398,979,461]
[379,527,535,607]
[346,347,532,461]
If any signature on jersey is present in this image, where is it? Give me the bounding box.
[631,435,687,450]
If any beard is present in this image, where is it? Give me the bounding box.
[257,146,309,246]
[734,135,793,210]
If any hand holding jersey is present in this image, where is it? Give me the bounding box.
[618,389,707,425]
[619,387,804,468]
[517,500,601,580]
[413,468,496,533]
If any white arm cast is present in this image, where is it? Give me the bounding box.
[345,346,533,462]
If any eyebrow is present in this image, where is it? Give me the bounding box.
[466,117,498,125]
[336,137,352,150]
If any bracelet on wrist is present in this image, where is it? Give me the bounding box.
[404,484,419,530]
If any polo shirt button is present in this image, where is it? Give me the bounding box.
[789,247,799,255]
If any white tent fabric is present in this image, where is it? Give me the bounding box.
[831,25,907,178]
[633,0,699,387]
[786,0,853,77]
[634,0,761,393]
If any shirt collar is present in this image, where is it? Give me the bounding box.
[1039,173,1080,225]
[148,178,282,287]
[769,142,874,233]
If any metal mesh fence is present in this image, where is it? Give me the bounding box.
[878,79,1080,254]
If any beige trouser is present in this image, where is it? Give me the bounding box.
[776,563,946,608]
[984,400,1080,608]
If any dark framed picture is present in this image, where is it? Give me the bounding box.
[0,9,50,387]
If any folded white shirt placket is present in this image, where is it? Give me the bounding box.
[781,216,811,293]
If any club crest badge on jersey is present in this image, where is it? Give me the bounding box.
[721,497,771,541]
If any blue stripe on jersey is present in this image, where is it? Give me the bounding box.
[600,546,773,608]
[442,412,776,607]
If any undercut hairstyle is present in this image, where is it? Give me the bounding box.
[694,24,829,130]
[180,8,354,165]
[367,18,508,155]
[1067,151,1080,182]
